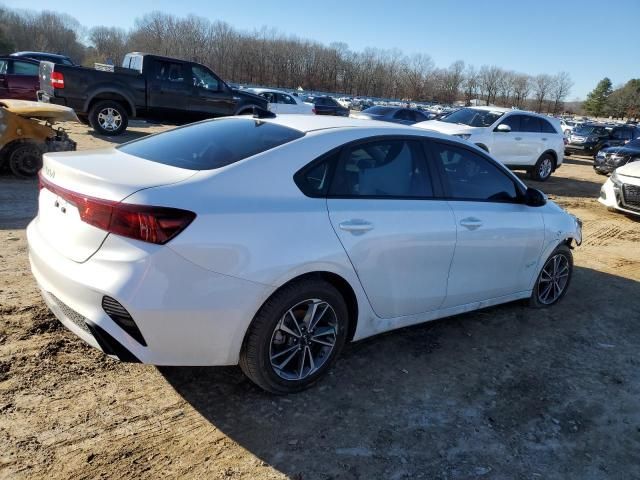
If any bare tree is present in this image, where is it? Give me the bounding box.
[550,72,574,114]
[533,74,554,112]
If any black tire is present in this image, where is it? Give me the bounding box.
[89,100,128,136]
[530,153,555,181]
[8,143,43,177]
[240,278,349,394]
[77,114,90,126]
[529,244,573,308]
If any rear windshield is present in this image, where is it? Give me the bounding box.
[118,118,304,170]
[362,106,394,115]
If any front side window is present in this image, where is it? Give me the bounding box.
[0,60,7,75]
[440,108,504,127]
[329,139,433,198]
[259,92,276,103]
[192,66,220,90]
[520,115,541,133]
[433,143,519,202]
[118,118,304,170]
[277,93,296,105]
[12,61,38,76]
[497,114,521,132]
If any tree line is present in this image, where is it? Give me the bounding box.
[583,77,640,120]
[0,7,579,113]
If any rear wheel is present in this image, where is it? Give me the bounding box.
[530,154,555,181]
[240,278,349,394]
[89,100,128,136]
[8,143,43,177]
[530,244,573,308]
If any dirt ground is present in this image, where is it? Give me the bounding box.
[1,120,639,480]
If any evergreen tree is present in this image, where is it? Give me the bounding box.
[583,78,612,117]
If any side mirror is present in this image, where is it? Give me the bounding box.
[496,124,511,133]
[524,187,547,207]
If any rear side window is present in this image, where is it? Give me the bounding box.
[12,61,38,76]
[0,60,7,75]
[432,143,519,202]
[540,119,558,134]
[118,118,304,170]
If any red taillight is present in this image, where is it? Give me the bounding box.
[38,173,195,244]
[51,71,65,89]
[312,107,316,114]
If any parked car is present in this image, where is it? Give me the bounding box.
[598,160,640,217]
[10,51,75,66]
[29,115,581,394]
[0,56,40,100]
[593,138,640,175]
[350,106,433,125]
[303,96,349,116]
[564,124,610,155]
[559,119,581,136]
[247,88,314,115]
[414,107,564,181]
[0,100,77,176]
[37,52,268,135]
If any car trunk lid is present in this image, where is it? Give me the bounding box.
[36,148,197,262]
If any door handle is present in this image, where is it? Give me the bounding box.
[541,138,548,141]
[514,137,522,141]
[459,217,483,231]
[338,219,374,233]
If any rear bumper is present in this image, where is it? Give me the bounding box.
[27,220,274,365]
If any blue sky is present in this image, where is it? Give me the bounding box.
[5,0,638,99]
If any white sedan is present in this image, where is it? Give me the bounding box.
[247,88,314,115]
[598,161,640,217]
[28,115,582,394]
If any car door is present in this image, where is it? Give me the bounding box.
[490,114,523,165]
[147,60,191,118]
[428,141,545,307]
[325,137,457,318]
[6,60,40,100]
[518,115,544,164]
[276,93,298,114]
[188,65,235,117]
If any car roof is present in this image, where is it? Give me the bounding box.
[253,114,453,139]
[11,51,70,60]
[247,88,295,95]
[0,55,38,63]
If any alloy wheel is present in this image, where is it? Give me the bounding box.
[97,108,122,131]
[539,157,553,180]
[269,299,338,381]
[537,253,570,305]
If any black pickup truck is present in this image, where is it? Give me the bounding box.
[38,52,268,135]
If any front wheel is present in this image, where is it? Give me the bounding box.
[240,278,349,394]
[530,244,573,308]
[530,154,555,181]
[89,100,129,136]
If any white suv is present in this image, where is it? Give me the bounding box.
[414,107,564,181]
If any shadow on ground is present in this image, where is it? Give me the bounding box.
[161,267,640,479]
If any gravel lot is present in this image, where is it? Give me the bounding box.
[1,121,639,480]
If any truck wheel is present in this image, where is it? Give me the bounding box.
[8,143,43,177]
[89,100,128,136]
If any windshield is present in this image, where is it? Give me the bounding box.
[574,126,596,135]
[439,108,503,127]
[362,106,394,115]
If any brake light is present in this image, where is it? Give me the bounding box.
[38,174,195,244]
[51,71,65,89]
[312,107,316,114]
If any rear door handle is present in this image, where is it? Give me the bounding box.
[339,219,374,233]
[514,137,522,141]
[541,137,548,141]
[459,217,483,231]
